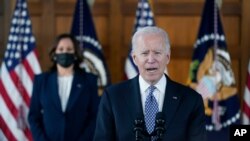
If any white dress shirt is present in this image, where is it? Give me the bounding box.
[139,74,167,114]
[58,75,73,112]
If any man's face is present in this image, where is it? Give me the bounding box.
[132,33,170,85]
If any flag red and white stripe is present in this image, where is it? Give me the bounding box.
[0,0,41,140]
[243,59,250,125]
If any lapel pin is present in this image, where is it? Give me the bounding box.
[77,84,82,88]
[172,96,178,100]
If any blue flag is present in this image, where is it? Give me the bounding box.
[71,0,110,91]
[124,0,155,79]
[188,0,240,140]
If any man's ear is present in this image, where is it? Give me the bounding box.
[166,51,171,65]
[166,52,170,65]
[131,52,137,66]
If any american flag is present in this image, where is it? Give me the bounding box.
[242,59,250,125]
[0,0,41,140]
[71,0,110,90]
[188,0,240,140]
[124,0,155,79]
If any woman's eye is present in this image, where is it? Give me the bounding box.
[56,48,63,52]
[68,49,73,52]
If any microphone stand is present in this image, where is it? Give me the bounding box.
[134,118,145,141]
[155,113,166,141]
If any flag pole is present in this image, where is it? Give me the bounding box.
[17,0,24,96]
[16,0,27,130]
[213,0,218,62]
[79,0,84,49]
[212,0,222,131]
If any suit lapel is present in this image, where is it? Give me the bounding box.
[66,71,83,112]
[162,75,182,130]
[123,76,144,121]
[50,72,62,111]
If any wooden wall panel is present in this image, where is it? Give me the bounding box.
[56,0,109,3]
[0,13,3,62]
[223,16,240,47]
[122,17,134,45]
[125,0,209,3]
[93,16,109,63]
[55,17,72,34]
[232,60,240,88]
[57,0,75,2]
[28,0,42,60]
[240,0,250,102]
[155,0,240,2]
[122,16,135,66]
[156,16,200,47]
[0,0,6,63]
[93,17,108,46]
[168,59,191,83]
[30,16,43,60]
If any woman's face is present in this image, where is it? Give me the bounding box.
[55,38,75,54]
[54,38,76,69]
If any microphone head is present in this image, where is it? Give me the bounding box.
[134,117,145,140]
[155,112,166,139]
[156,112,165,124]
[134,118,144,125]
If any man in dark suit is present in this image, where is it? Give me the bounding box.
[94,26,206,141]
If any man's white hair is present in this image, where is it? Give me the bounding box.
[131,26,171,53]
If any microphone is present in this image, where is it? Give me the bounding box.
[155,112,166,141]
[134,118,144,141]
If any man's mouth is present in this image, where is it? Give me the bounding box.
[146,68,157,72]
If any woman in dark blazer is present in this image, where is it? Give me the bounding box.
[28,34,99,141]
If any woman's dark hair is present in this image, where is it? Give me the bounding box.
[49,33,83,71]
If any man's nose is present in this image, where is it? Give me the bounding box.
[147,53,155,63]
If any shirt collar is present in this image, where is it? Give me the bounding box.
[139,74,167,93]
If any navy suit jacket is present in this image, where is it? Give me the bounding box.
[28,70,99,141]
[94,75,206,141]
